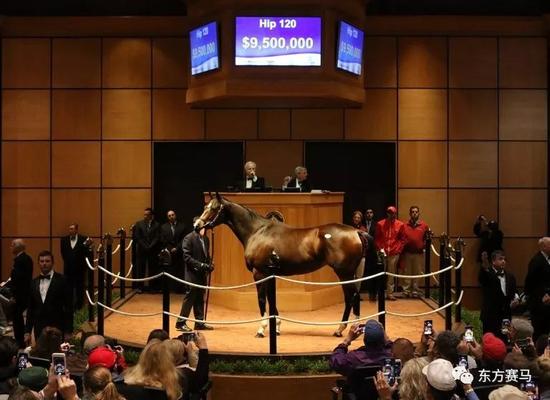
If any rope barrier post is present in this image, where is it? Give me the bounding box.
[159,249,171,334]
[85,239,95,324]
[105,234,113,307]
[438,234,447,308]
[268,252,281,355]
[443,235,452,331]
[130,225,137,290]
[97,242,105,336]
[454,238,465,324]
[377,252,386,328]
[118,228,126,299]
[424,230,433,299]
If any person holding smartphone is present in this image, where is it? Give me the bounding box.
[479,250,517,338]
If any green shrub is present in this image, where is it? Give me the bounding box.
[209,357,332,375]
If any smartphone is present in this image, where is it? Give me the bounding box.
[356,324,366,334]
[382,358,396,385]
[458,355,469,369]
[179,332,196,344]
[17,352,28,372]
[393,359,402,378]
[423,320,433,336]
[501,319,511,336]
[52,352,66,376]
[464,325,474,342]
[516,338,530,351]
[522,380,539,400]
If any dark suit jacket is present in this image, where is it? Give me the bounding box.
[364,220,377,262]
[60,234,88,278]
[133,220,161,254]
[287,178,311,192]
[524,251,550,316]
[479,267,516,324]
[6,252,33,309]
[160,221,186,252]
[25,272,73,337]
[182,232,210,284]
[238,176,266,192]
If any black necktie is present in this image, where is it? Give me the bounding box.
[39,274,51,280]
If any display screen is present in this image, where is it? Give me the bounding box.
[235,17,321,66]
[190,21,220,75]
[336,21,364,75]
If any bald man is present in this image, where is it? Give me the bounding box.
[524,237,550,340]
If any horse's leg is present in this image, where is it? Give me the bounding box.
[264,275,281,335]
[352,258,365,323]
[254,271,268,338]
[334,282,354,337]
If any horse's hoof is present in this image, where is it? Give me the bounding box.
[255,332,264,338]
[333,331,343,337]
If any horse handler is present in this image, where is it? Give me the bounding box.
[175,216,215,332]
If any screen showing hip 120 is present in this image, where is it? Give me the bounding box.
[235,17,322,67]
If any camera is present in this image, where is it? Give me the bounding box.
[423,320,433,336]
[464,325,474,342]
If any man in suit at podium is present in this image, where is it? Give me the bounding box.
[239,161,265,191]
[287,166,311,192]
[24,250,73,344]
[60,223,89,310]
[175,217,214,332]
[160,210,186,293]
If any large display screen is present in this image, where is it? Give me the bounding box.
[235,17,322,66]
[336,21,364,75]
[190,21,220,76]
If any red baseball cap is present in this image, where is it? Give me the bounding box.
[386,206,397,213]
[88,346,117,369]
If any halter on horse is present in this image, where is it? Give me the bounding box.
[194,193,367,337]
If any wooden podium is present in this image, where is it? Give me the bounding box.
[206,192,345,311]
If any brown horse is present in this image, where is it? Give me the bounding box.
[194,193,367,337]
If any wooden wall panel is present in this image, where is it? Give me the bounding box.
[291,109,343,139]
[345,89,397,140]
[102,189,151,234]
[398,141,447,187]
[51,189,101,237]
[504,238,540,287]
[398,189,447,235]
[365,37,397,88]
[499,37,547,89]
[398,89,447,140]
[52,38,101,88]
[52,142,101,187]
[152,38,187,88]
[449,142,497,187]
[2,38,50,88]
[102,141,151,187]
[499,142,547,188]
[258,109,290,140]
[449,90,497,140]
[499,90,547,141]
[448,189,498,237]
[457,245,480,287]
[1,238,50,281]
[2,142,50,187]
[102,38,151,88]
[152,89,204,140]
[2,190,50,236]
[2,90,50,140]
[205,109,258,139]
[102,89,151,139]
[52,90,101,140]
[245,141,303,188]
[499,189,547,237]
[449,37,497,88]
[398,37,447,88]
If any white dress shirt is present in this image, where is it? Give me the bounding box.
[70,234,78,249]
[492,267,506,296]
[245,176,257,189]
[39,270,54,303]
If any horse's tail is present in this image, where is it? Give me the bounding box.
[357,231,369,258]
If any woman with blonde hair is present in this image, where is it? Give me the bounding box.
[122,340,181,400]
[82,366,125,400]
[398,357,428,400]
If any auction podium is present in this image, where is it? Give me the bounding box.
[206,192,345,311]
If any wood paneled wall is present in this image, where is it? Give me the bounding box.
[1,18,548,311]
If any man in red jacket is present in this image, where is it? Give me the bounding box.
[374,206,406,300]
[401,206,429,298]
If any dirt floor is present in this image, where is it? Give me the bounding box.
[104,293,445,354]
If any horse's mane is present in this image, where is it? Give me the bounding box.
[226,199,269,222]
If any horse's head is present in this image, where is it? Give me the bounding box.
[194,192,225,232]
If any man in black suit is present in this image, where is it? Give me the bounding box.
[133,208,161,291]
[2,239,33,346]
[60,223,89,310]
[287,166,311,192]
[160,210,186,293]
[479,250,518,338]
[239,161,266,192]
[175,217,214,332]
[24,250,73,345]
[524,237,550,340]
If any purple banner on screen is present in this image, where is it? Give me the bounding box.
[336,21,364,75]
[235,17,322,66]
[190,21,220,75]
